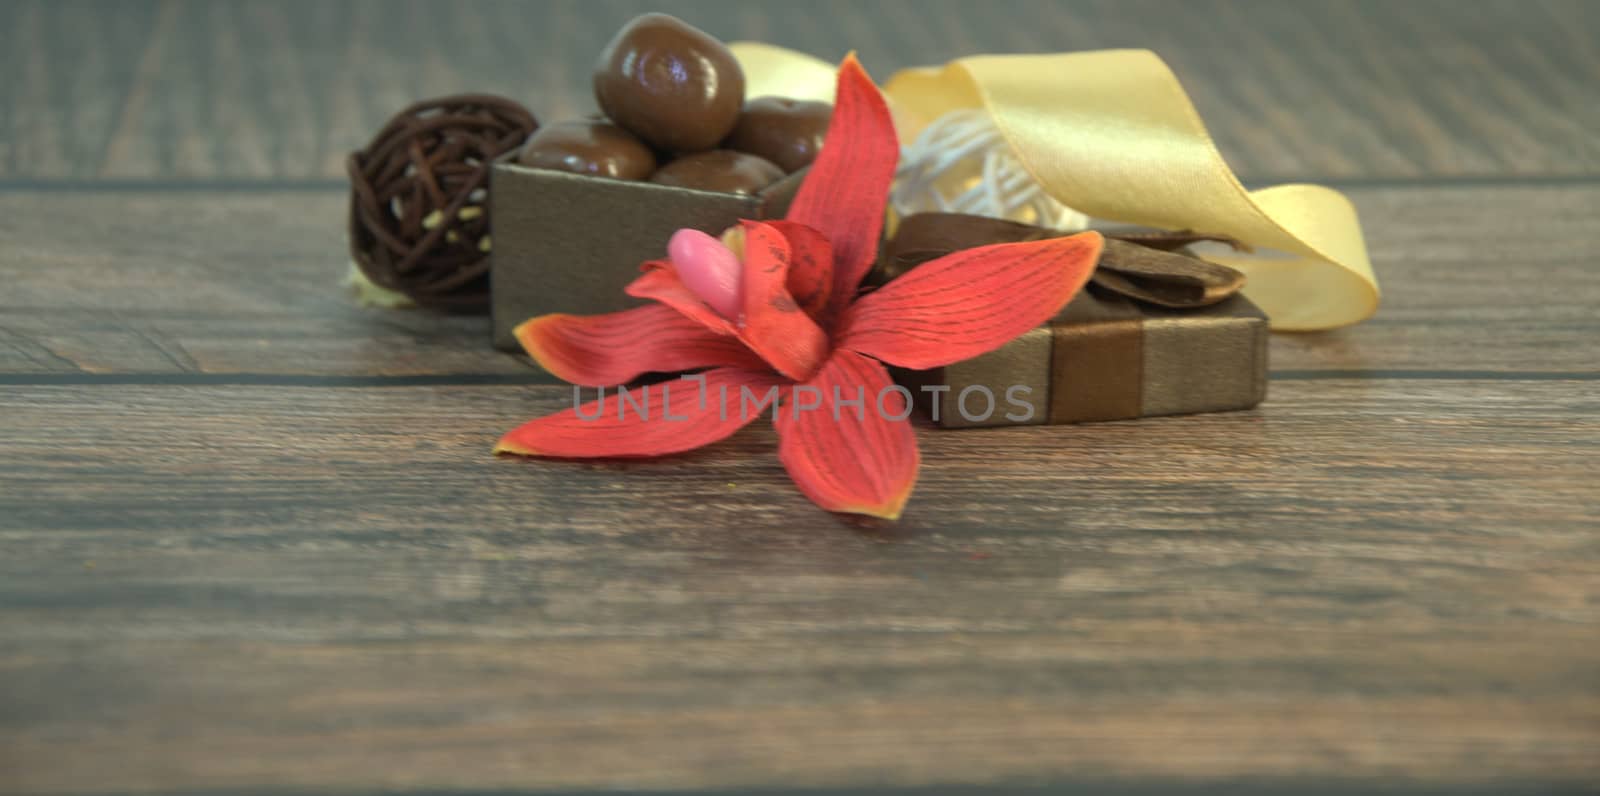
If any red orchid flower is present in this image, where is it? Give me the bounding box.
[496,54,1103,520]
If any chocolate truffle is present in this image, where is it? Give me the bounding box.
[724,96,832,173]
[593,14,746,153]
[650,150,784,194]
[516,120,657,180]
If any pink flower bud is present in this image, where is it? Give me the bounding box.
[667,228,743,319]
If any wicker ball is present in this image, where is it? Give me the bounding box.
[347,94,538,312]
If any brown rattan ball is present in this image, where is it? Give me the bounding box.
[347,94,538,312]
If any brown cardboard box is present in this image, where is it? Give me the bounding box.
[489,155,804,351]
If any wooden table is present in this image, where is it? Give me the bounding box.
[2,1,1596,793]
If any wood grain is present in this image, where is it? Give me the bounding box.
[1,184,1596,378]
[0,378,1596,793]
[3,3,1599,791]
[2,0,1598,181]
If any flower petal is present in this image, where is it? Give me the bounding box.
[774,350,919,520]
[784,54,899,318]
[765,220,834,318]
[515,304,768,387]
[625,259,739,336]
[495,367,781,458]
[735,221,831,382]
[838,231,1104,369]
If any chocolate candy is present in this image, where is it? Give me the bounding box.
[724,96,832,173]
[516,120,657,180]
[593,14,745,153]
[649,150,784,194]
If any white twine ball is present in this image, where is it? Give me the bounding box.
[891,109,1090,231]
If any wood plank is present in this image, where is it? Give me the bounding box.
[0,1,160,178]
[3,0,1598,181]
[1,184,1596,377]
[0,379,1596,791]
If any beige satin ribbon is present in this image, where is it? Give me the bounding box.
[732,43,1380,331]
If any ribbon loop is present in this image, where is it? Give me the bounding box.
[731,43,1381,331]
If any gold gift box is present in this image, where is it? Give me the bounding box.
[884,213,1268,428]
[896,289,1267,428]
[489,155,805,351]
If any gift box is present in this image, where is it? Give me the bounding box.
[489,155,807,351]
[881,214,1268,428]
